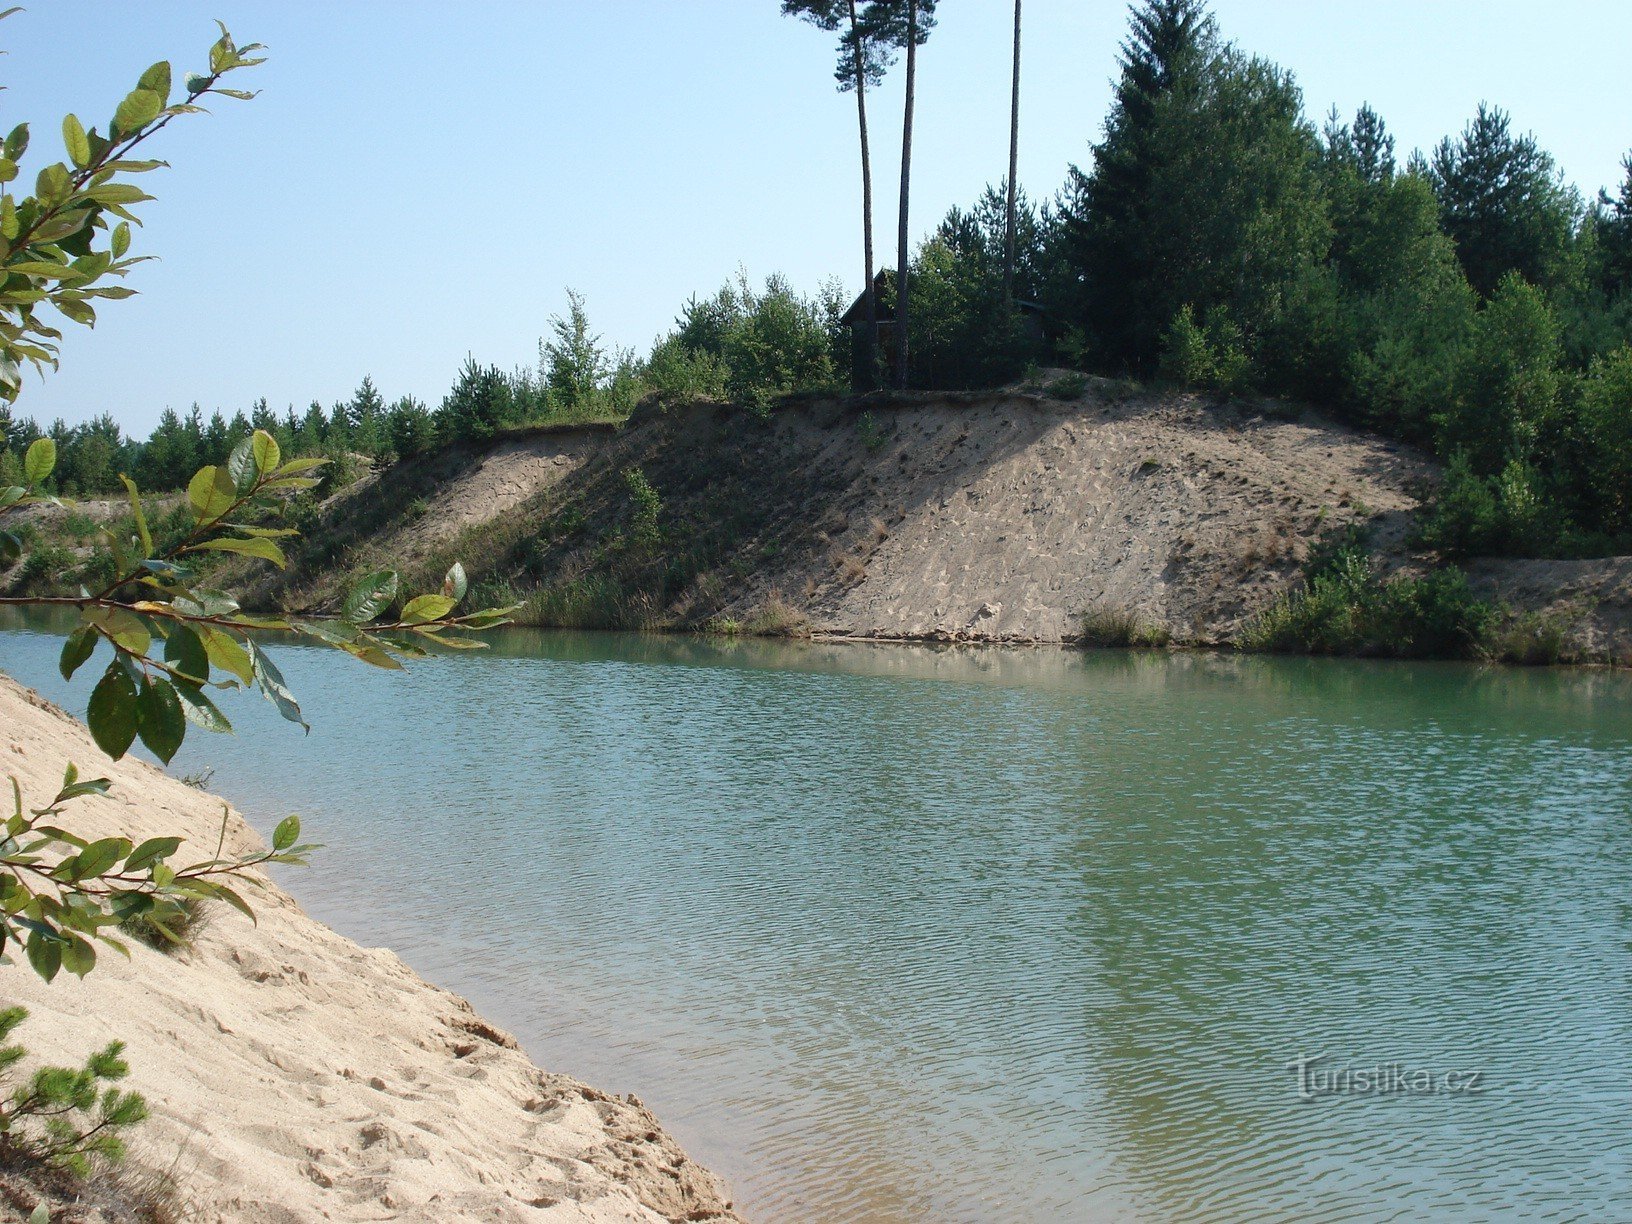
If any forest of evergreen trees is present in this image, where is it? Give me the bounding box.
[3,0,1628,561]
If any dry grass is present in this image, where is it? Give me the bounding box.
[744,589,810,637]
[119,898,215,956]
[837,557,868,585]
[1480,608,1580,666]
[1079,606,1172,648]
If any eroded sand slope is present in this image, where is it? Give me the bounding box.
[233,380,1632,659]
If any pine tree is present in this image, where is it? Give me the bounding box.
[1428,104,1580,299]
[1004,0,1023,303]
[542,290,608,414]
[441,355,510,441]
[1055,0,1215,364]
[784,0,894,385]
[347,376,385,455]
[1596,153,1632,300]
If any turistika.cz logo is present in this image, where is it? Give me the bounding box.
[1287,1053,1485,1100]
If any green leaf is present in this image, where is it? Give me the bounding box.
[137,61,173,107]
[442,562,468,602]
[113,88,163,137]
[187,464,237,522]
[250,428,280,474]
[60,934,95,978]
[61,114,90,168]
[162,624,209,684]
[192,536,285,567]
[272,456,328,476]
[33,162,69,202]
[82,183,154,206]
[249,643,307,731]
[400,594,455,624]
[125,836,181,873]
[341,570,399,624]
[209,884,257,924]
[86,605,150,657]
[25,929,61,982]
[73,837,131,880]
[273,815,299,852]
[59,627,97,681]
[175,682,232,734]
[226,436,256,492]
[87,666,139,759]
[198,626,254,685]
[348,644,403,670]
[135,677,185,764]
[4,121,29,161]
[23,437,54,485]
[111,220,132,259]
[119,473,152,556]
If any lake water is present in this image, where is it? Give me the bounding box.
[2,616,1629,1221]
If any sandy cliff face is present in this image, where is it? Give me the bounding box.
[225,380,1631,659]
[0,676,741,1224]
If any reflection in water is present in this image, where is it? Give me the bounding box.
[1,616,1628,1222]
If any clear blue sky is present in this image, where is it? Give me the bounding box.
[7,0,1631,435]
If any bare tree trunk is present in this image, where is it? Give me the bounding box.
[848,0,879,387]
[1004,0,1022,304]
[895,0,917,390]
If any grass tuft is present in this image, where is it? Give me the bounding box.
[1079,606,1172,648]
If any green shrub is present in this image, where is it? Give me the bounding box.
[1046,372,1090,400]
[1159,305,1251,393]
[1243,525,1497,656]
[623,467,662,552]
[12,542,74,593]
[1420,453,1564,558]
[61,511,98,540]
[1482,609,1577,665]
[1242,532,1496,657]
[1418,452,1504,557]
[646,335,728,403]
[857,411,888,452]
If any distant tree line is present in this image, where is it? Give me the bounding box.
[7,0,1629,562]
[0,274,850,496]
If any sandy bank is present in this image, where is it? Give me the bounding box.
[228,380,1632,659]
[0,675,742,1223]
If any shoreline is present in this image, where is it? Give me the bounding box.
[0,674,744,1223]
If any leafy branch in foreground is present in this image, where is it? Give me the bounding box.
[0,16,513,987]
[0,764,314,981]
[0,432,513,978]
[2,430,515,760]
[0,15,265,400]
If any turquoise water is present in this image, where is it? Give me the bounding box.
[2,618,1629,1222]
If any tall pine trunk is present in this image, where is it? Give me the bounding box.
[848,0,879,386]
[1004,0,1022,303]
[895,0,918,389]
